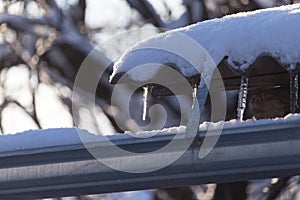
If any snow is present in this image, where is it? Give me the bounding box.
[0,126,186,153]
[200,113,300,131]
[126,113,300,136]
[1,113,300,153]
[0,128,87,153]
[111,4,300,83]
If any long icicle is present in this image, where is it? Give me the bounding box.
[237,76,248,121]
[290,72,299,113]
[186,77,208,138]
[142,86,149,121]
[196,77,209,119]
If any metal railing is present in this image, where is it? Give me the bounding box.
[0,119,300,199]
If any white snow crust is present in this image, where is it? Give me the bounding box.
[111,4,300,83]
[0,114,299,153]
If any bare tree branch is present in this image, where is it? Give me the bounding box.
[0,13,50,36]
[126,0,165,27]
[0,43,22,68]
[267,177,290,200]
[69,0,86,26]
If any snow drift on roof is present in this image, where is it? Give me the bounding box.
[110,4,300,83]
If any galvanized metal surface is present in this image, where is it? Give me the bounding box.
[0,120,300,199]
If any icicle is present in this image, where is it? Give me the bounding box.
[142,86,149,121]
[187,87,197,114]
[196,77,209,117]
[185,87,198,138]
[237,76,248,121]
[186,77,208,138]
[290,72,299,113]
[186,78,208,136]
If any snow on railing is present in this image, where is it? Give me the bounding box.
[1,115,300,198]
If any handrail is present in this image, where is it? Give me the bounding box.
[0,119,300,199]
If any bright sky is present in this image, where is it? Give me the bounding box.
[85,0,132,28]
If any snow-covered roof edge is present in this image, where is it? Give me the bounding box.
[111,4,300,83]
